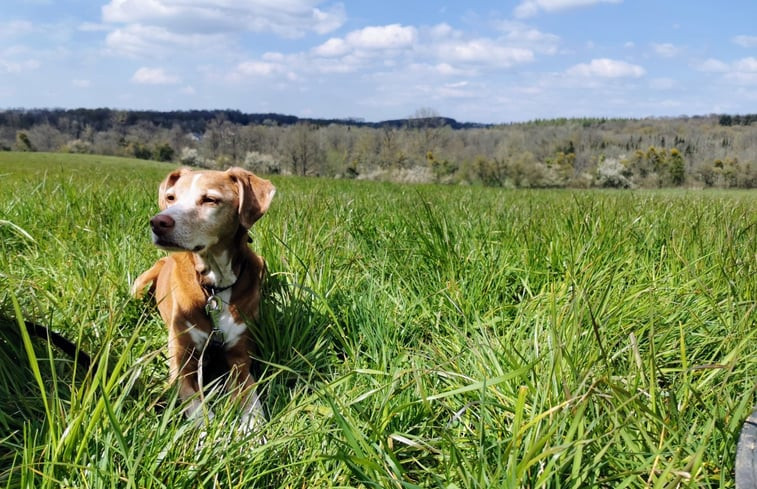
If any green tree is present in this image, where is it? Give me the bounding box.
[669,148,685,186]
[153,142,175,162]
[15,132,35,152]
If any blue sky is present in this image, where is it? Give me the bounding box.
[2,0,757,123]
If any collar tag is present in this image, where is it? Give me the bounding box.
[205,293,222,324]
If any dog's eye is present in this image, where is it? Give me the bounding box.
[165,194,175,203]
[201,196,218,205]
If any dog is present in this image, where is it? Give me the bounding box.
[131,167,275,434]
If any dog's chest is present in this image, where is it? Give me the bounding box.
[187,289,247,350]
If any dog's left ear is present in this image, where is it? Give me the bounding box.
[227,167,276,228]
[158,167,190,210]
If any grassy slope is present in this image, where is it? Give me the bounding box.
[0,152,755,487]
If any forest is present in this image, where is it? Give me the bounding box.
[2,107,756,188]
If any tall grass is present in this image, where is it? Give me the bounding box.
[0,152,755,487]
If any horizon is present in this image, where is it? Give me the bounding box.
[3,1,757,124]
[0,106,743,127]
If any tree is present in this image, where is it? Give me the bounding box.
[668,148,685,186]
[153,142,175,162]
[15,132,35,151]
[283,123,324,176]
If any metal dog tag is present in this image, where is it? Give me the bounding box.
[205,294,222,326]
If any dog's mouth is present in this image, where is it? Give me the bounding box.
[152,236,204,253]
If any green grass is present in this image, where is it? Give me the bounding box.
[0,151,755,488]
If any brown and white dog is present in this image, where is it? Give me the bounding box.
[131,167,275,434]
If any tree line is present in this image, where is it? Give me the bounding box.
[2,108,756,188]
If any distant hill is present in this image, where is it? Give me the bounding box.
[0,108,489,133]
[1,107,755,188]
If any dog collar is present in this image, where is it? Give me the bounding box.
[198,261,245,297]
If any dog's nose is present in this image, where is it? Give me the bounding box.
[150,214,175,234]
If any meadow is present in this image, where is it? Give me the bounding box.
[0,152,755,488]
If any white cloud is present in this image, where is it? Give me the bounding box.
[0,21,35,38]
[313,38,349,57]
[428,23,460,40]
[514,0,622,18]
[696,57,757,85]
[497,21,560,54]
[345,24,417,50]
[105,24,227,58]
[651,43,679,58]
[733,35,757,48]
[235,60,283,77]
[0,58,40,73]
[310,24,419,75]
[733,57,757,72]
[102,0,345,38]
[131,67,180,84]
[567,58,645,78]
[697,58,729,73]
[438,81,475,99]
[726,57,757,85]
[434,63,466,76]
[437,39,534,67]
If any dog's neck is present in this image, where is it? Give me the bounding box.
[193,228,250,291]
[194,247,238,290]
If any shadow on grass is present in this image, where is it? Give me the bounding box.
[252,270,337,415]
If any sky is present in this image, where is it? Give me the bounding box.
[2,0,757,123]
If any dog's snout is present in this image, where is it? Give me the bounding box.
[150,214,175,234]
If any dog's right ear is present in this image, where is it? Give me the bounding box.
[226,167,276,229]
[158,168,189,210]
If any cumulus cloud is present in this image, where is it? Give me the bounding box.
[697,58,729,73]
[437,39,534,67]
[733,35,757,48]
[0,57,40,73]
[567,58,645,78]
[0,21,35,38]
[235,60,284,77]
[102,0,345,38]
[496,21,560,54]
[726,57,757,84]
[345,24,417,50]
[514,0,622,18]
[106,24,227,58]
[313,24,417,58]
[313,38,349,57]
[651,42,679,58]
[131,67,180,84]
[696,56,757,84]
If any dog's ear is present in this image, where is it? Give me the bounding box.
[158,168,189,210]
[227,167,276,228]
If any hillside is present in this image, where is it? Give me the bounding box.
[1,108,756,188]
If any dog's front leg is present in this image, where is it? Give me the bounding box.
[169,328,212,423]
[225,348,265,435]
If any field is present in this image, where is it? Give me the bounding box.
[0,152,755,488]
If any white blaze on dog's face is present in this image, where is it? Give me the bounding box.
[151,167,275,253]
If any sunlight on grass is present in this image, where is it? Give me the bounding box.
[0,152,755,487]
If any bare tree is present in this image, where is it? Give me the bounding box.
[282,123,324,176]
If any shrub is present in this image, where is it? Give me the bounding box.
[243,151,281,174]
[596,157,632,188]
[153,143,175,162]
[61,139,93,154]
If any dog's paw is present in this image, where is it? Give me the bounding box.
[130,280,149,299]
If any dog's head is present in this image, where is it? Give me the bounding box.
[150,167,275,253]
